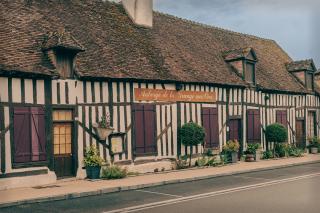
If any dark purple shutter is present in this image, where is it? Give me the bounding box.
[133,104,156,154]
[13,107,46,163]
[14,107,31,163]
[229,119,239,141]
[276,110,287,128]
[202,108,219,148]
[30,107,46,161]
[247,109,260,143]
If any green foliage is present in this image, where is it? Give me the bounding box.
[180,122,206,147]
[175,155,189,169]
[204,149,214,157]
[262,150,274,159]
[274,143,287,158]
[101,165,127,179]
[265,123,287,143]
[195,156,208,167]
[286,144,304,157]
[245,143,261,155]
[98,113,111,128]
[307,137,320,148]
[83,145,105,167]
[223,140,240,153]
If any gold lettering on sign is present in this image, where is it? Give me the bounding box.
[134,88,216,103]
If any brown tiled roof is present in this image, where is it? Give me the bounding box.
[222,47,254,61]
[42,31,85,52]
[0,0,311,93]
[286,59,316,72]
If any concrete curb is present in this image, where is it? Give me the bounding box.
[1,160,320,209]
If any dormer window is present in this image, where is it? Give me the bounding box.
[42,31,85,79]
[287,59,317,91]
[223,47,257,85]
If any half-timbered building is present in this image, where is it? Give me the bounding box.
[0,0,319,189]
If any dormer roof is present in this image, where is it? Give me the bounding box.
[286,59,316,72]
[42,31,85,52]
[222,47,257,62]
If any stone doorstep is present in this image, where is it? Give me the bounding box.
[0,158,320,209]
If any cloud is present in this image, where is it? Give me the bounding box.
[154,0,320,67]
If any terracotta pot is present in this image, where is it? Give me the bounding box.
[245,154,255,162]
[93,126,114,140]
[310,147,318,154]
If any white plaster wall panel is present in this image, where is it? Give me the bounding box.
[86,81,92,103]
[0,77,8,102]
[161,105,167,156]
[76,81,84,104]
[59,80,66,104]
[52,81,57,104]
[36,80,45,104]
[4,107,11,173]
[94,82,100,103]
[126,105,132,160]
[24,79,33,103]
[12,78,21,103]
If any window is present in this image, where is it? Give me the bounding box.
[245,62,255,84]
[247,109,261,144]
[13,107,46,163]
[56,50,74,78]
[276,110,288,128]
[53,110,73,155]
[202,108,219,148]
[306,73,313,90]
[133,104,156,155]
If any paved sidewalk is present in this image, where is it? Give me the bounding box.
[1,154,320,208]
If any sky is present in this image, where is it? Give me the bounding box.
[154,0,320,68]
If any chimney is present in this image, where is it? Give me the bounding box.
[121,0,153,28]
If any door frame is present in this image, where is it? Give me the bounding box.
[52,106,77,178]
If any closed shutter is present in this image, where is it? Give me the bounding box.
[276,110,287,128]
[13,107,46,163]
[202,108,219,148]
[13,107,31,163]
[133,104,156,155]
[247,109,261,144]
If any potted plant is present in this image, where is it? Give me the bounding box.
[308,137,320,154]
[93,113,114,140]
[223,140,240,163]
[84,145,105,179]
[245,143,260,162]
[179,122,206,167]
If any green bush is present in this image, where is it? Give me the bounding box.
[223,140,240,153]
[245,143,261,155]
[83,145,105,167]
[307,137,320,149]
[275,143,287,158]
[101,165,127,179]
[180,122,206,166]
[262,150,274,159]
[286,145,304,157]
[195,156,209,167]
[265,123,287,143]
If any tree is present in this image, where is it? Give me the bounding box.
[179,122,206,166]
[265,123,287,157]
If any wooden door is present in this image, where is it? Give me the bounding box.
[229,119,241,142]
[53,110,74,178]
[201,108,219,148]
[296,120,305,148]
[307,111,317,138]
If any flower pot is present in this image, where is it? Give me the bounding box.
[245,154,255,162]
[231,152,238,163]
[310,147,318,154]
[93,125,114,140]
[86,166,101,179]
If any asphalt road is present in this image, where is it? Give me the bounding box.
[1,162,320,213]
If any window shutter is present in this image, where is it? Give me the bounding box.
[133,104,145,154]
[210,108,219,147]
[144,104,156,153]
[247,109,260,143]
[201,108,211,148]
[13,107,31,163]
[276,110,287,128]
[30,107,46,161]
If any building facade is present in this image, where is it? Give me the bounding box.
[0,0,319,189]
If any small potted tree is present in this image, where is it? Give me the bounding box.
[245,143,260,162]
[84,145,105,179]
[308,137,320,154]
[93,113,114,140]
[179,122,205,167]
[223,140,240,163]
[265,123,287,158]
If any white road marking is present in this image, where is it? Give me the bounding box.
[103,172,320,213]
[239,175,272,181]
[136,189,183,198]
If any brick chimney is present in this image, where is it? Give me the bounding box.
[121,0,153,28]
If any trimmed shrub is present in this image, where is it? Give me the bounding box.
[179,122,206,166]
[262,150,274,159]
[265,123,287,144]
[101,165,127,179]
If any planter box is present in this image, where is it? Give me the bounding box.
[310,147,318,154]
[86,166,101,179]
[245,154,255,162]
[230,152,238,163]
[93,125,114,140]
